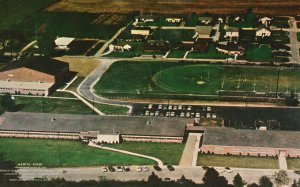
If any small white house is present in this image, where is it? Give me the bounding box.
[256,27,271,37]
[131,27,151,36]
[54,37,75,50]
[166,18,182,23]
[259,17,272,27]
[135,15,155,23]
[224,27,239,38]
[96,133,120,144]
[109,44,132,52]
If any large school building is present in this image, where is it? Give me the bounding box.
[0,112,192,143]
[201,127,300,158]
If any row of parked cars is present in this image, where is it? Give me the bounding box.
[145,110,217,119]
[147,104,212,112]
[101,165,175,172]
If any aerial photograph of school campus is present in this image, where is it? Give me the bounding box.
[1,0,300,186]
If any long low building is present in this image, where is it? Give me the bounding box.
[0,112,191,143]
[201,127,300,158]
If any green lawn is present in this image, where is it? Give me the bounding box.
[95,61,300,98]
[245,44,273,62]
[0,0,56,33]
[0,138,154,167]
[107,142,185,165]
[94,103,129,115]
[152,29,195,45]
[12,96,94,114]
[286,158,300,170]
[271,31,290,44]
[197,154,278,169]
[297,32,300,42]
[186,45,228,59]
[167,50,186,58]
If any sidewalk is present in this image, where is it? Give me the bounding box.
[88,142,163,166]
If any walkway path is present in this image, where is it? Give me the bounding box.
[279,151,288,170]
[289,17,299,64]
[179,133,202,167]
[57,89,105,115]
[88,142,163,166]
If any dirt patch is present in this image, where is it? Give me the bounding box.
[46,0,300,15]
[54,56,99,77]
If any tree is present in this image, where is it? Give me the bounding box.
[274,170,289,185]
[0,94,15,112]
[259,176,273,187]
[247,183,259,187]
[147,172,162,185]
[292,179,298,187]
[203,167,228,187]
[285,91,299,106]
[233,173,244,187]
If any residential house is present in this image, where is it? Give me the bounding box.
[195,26,213,39]
[216,43,245,56]
[54,37,75,50]
[143,40,170,52]
[166,17,182,23]
[131,27,151,36]
[135,15,155,23]
[259,17,272,27]
[109,43,132,52]
[198,17,213,25]
[256,26,271,37]
[224,27,239,40]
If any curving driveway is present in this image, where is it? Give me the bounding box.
[77,58,133,113]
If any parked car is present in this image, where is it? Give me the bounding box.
[145,111,150,116]
[207,106,211,111]
[178,105,183,110]
[153,165,162,171]
[158,105,162,110]
[167,165,175,171]
[187,106,192,111]
[168,105,173,110]
[136,167,142,172]
[101,167,108,172]
[173,106,177,110]
[108,165,115,172]
[116,166,123,172]
[171,112,175,117]
[196,113,201,118]
[186,112,191,117]
[164,177,171,181]
[166,112,170,117]
[148,104,153,109]
[143,166,149,172]
[155,111,159,116]
[180,112,185,118]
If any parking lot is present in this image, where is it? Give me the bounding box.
[131,104,218,119]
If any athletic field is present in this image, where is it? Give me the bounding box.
[95,61,300,98]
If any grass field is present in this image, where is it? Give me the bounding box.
[286,158,300,170]
[167,50,186,58]
[46,0,300,15]
[245,45,273,62]
[95,61,300,98]
[0,138,154,167]
[152,29,195,45]
[197,154,278,169]
[107,142,185,165]
[187,45,229,59]
[12,96,95,114]
[0,0,56,33]
[94,103,129,115]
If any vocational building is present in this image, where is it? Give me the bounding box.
[0,112,192,143]
[201,127,300,158]
[0,57,69,96]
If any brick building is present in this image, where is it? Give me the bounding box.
[201,128,300,158]
[0,57,69,96]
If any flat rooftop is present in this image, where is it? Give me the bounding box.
[203,127,300,149]
[0,112,191,137]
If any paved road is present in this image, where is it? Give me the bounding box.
[17,166,300,185]
[77,58,133,111]
[279,151,288,170]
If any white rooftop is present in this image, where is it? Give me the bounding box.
[54,37,75,46]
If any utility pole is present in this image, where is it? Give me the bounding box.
[275,69,281,98]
